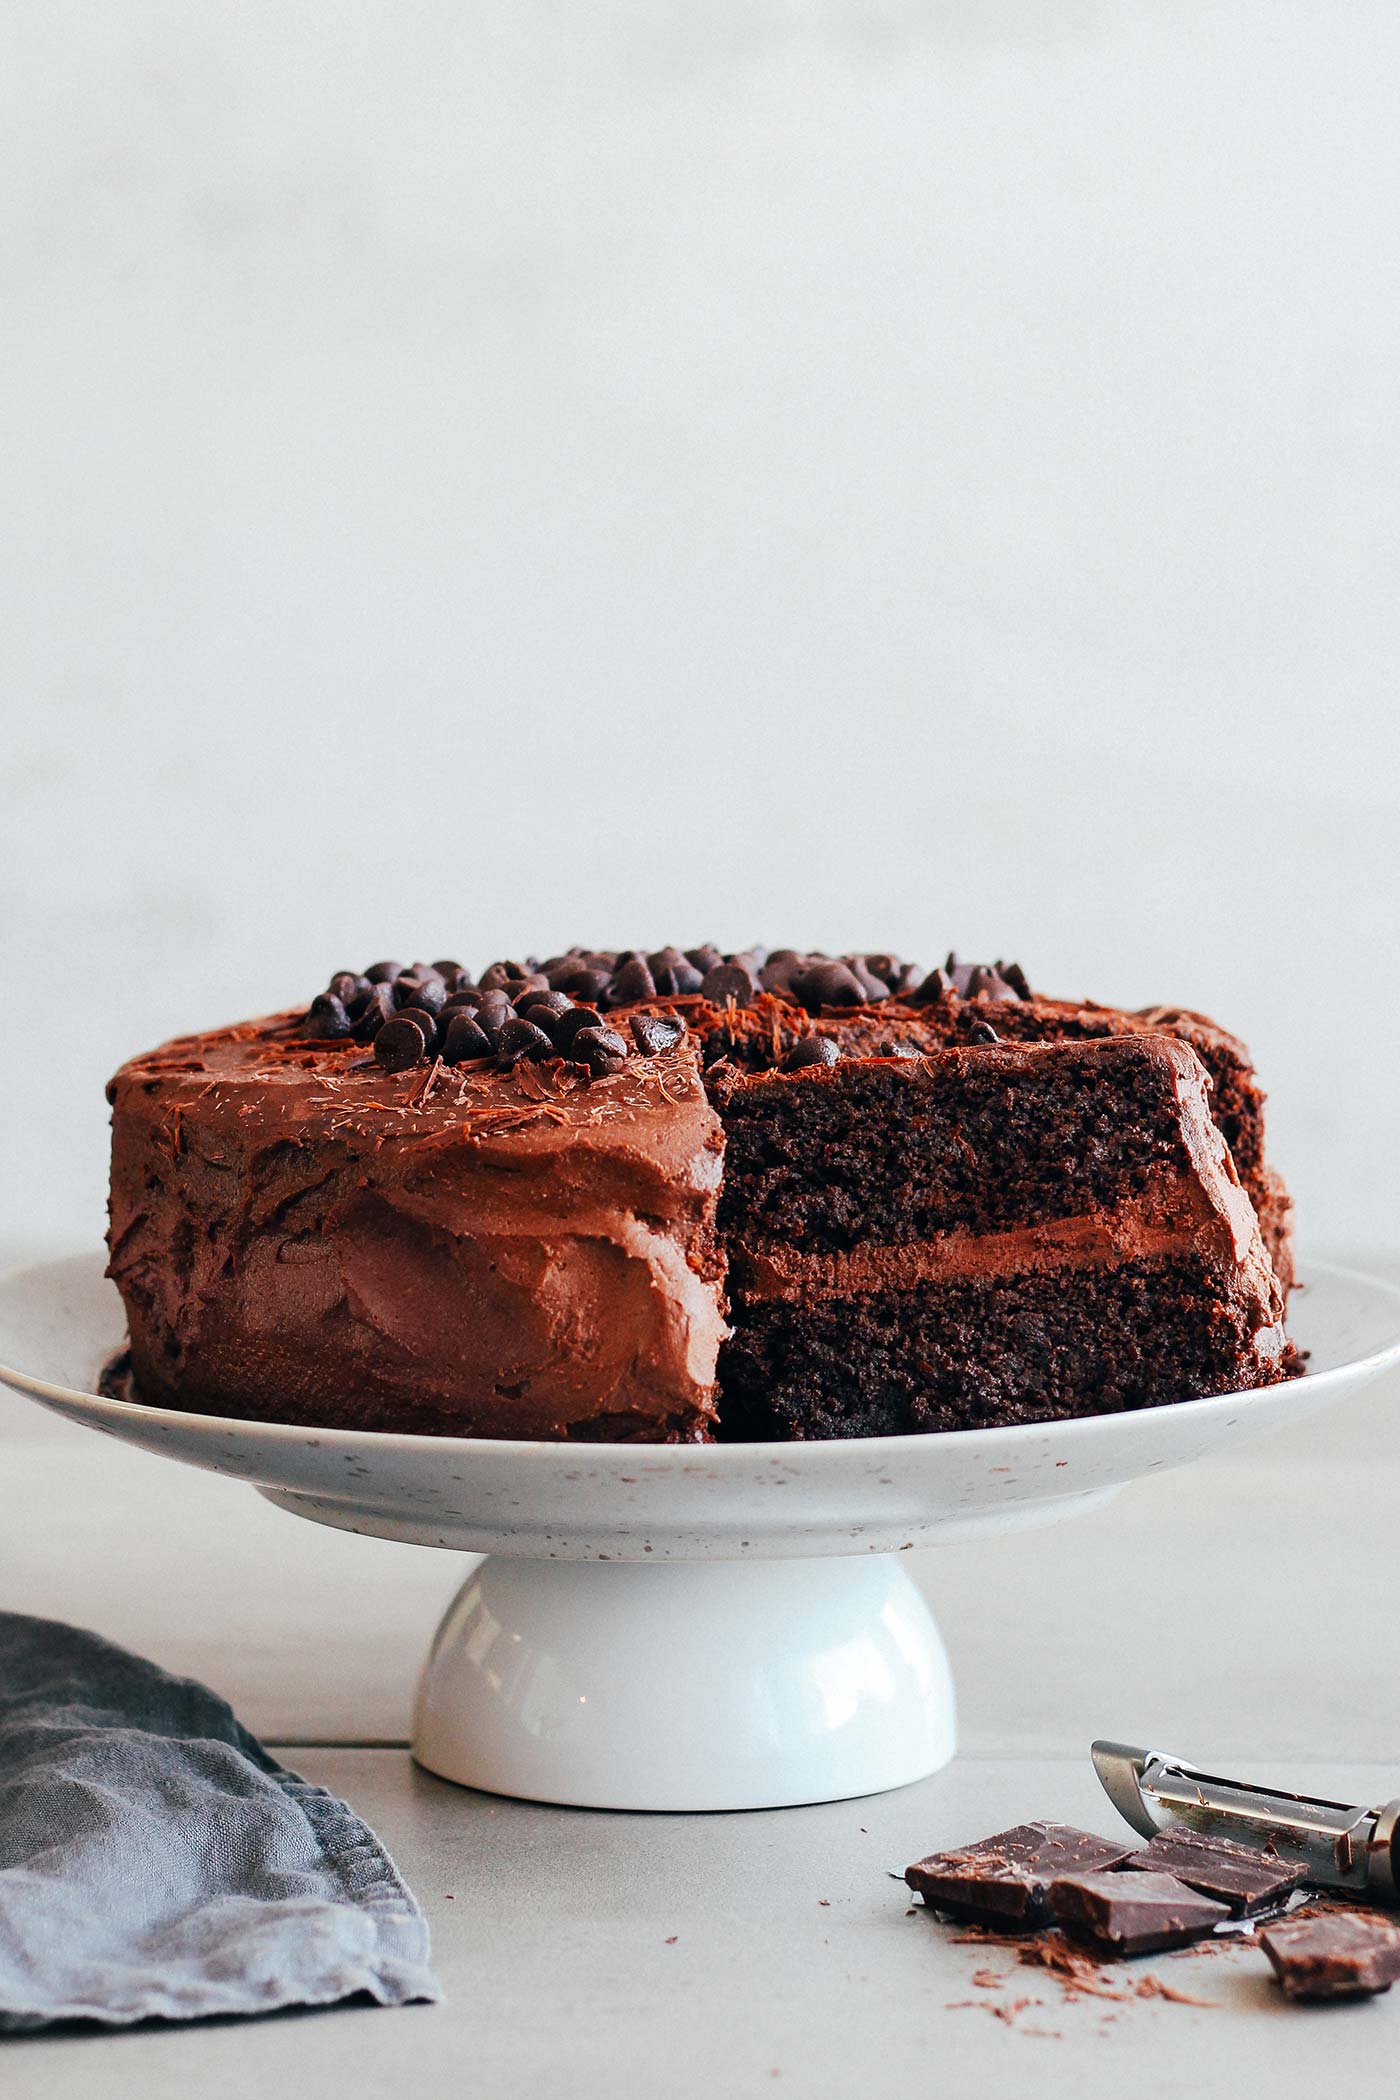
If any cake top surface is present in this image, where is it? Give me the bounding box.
[108,944,1251,1107]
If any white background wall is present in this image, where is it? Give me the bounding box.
[4,1,1398,1259]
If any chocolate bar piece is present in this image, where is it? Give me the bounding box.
[1049,1869,1229,1955]
[1124,1829,1306,1916]
[1260,1913,1400,2001]
[905,1823,1134,1931]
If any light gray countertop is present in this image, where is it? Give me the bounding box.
[4,1248,1400,2095]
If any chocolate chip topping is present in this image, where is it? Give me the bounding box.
[374,1013,434,1072]
[303,993,352,1041]
[571,1025,629,1077]
[630,1013,687,1057]
[783,1036,841,1071]
[699,962,757,1009]
[495,1016,555,1067]
[301,944,1035,1075]
[441,1012,492,1065]
[792,959,866,1011]
[912,954,1030,1006]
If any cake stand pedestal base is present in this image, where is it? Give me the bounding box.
[411,1554,956,1811]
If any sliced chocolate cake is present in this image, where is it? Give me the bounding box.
[105,947,1293,1441]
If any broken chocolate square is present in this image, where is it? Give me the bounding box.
[1124,1829,1306,1916]
[1049,1869,1229,1955]
[904,1823,1134,1931]
[1260,1912,1400,2001]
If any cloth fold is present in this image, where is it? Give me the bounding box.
[0,1613,439,2032]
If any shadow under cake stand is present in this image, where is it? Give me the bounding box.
[3,1253,1399,1811]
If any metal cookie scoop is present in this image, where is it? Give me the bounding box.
[1092,1741,1400,1905]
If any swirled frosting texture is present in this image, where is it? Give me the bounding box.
[107,1014,727,1440]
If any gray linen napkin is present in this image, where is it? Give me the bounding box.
[0,1613,440,2031]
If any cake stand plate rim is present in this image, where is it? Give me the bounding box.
[0,1247,1393,1463]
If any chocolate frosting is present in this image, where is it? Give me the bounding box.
[108,1013,726,1440]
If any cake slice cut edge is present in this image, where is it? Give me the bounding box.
[712,1032,1289,1440]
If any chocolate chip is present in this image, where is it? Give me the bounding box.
[570,1025,629,1076]
[793,960,866,1012]
[607,957,657,1006]
[700,963,757,1009]
[650,957,705,995]
[472,1009,508,1050]
[517,988,574,1025]
[374,1013,433,1071]
[967,1019,1001,1044]
[431,959,464,979]
[352,983,397,1040]
[556,964,611,1002]
[629,1013,687,1056]
[759,952,804,996]
[874,1040,920,1058]
[441,991,482,1016]
[861,954,900,987]
[327,972,363,1006]
[844,957,891,1003]
[496,1016,555,1067]
[400,976,447,1018]
[553,1004,603,1050]
[966,964,1018,1003]
[543,959,592,992]
[685,945,724,974]
[913,967,956,1004]
[889,962,922,995]
[303,993,352,1040]
[997,960,1032,1000]
[783,1036,840,1071]
[480,961,529,991]
[364,960,405,984]
[441,1012,493,1064]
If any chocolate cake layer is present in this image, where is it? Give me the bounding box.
[714,1036,1260,1254]
[719,1255,1286,1438]
[715,1033,1285,1438]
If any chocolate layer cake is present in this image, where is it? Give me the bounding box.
[106,948,1293,1441]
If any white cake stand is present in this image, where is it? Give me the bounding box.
[3,1252,1399,1811]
